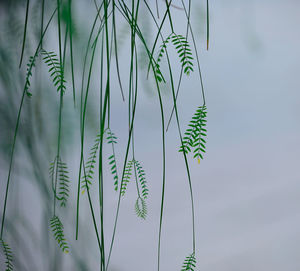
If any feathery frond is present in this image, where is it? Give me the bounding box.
[24,54,37,97]
[155,33,194,83]
[171,34,194,75]
[135,197,147,220]
[181,253,196,271]
[106,129,117,145]
[49,159,55,183]
[120,160,134,196]
[57,158,70,207]
[106,129,119,191]
[179,105,207,163]
[49,157,70,207]
[154,34,172,83]
[41,49,66,93]
[133,160,148,199]
[50,215,69,253]
[81,133,101,194]
[0,238,13,271]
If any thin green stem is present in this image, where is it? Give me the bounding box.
[145,0,174,78]
[131,46,141,199]
[82,158,103,253]
[76,24,103,238]
[0,7,57,238]
[76,6,105,240]
[53,0,64,216]
[40,0,45,49]
[165,0,191,131]
[164,0,174,32]
[98,1,113,269]
[112,0,125,101]
[207,0,210,50]
[166,0,206,131]
[165,50,196,253]
[19,0,30,68]
[105,2,142,269]
[68,0,77,106]
[113,3,166,271]
[181,0,206,105]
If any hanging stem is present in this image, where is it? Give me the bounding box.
[19,0,30,68]
[0,8,57,238]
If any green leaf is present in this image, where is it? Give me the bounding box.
[133,160,148,199]
[81,133,101,193]
[179,105,207,162]
[41,49,66,94]
[135,197,147,220]
[57,158,70,207]
[24,54,38,97]
[121,160,134,196]
[49,157,70,207]
[50,216,69,254]
[0,238,13,271]
[106,128,119,191]
[181,253,196,271]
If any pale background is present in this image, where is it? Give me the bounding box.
[0,0,300,270]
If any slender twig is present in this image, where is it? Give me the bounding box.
[19,0,30,68]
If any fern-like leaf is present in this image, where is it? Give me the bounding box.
[121,160,134,196]
[41,49,66,93]
[24,54,37,97]
[179,105,207,163]
[133,160,148,199]
[0,238,13,271]
[171,34,194,75]
[49,157,70,207]
[181,253,196,271]
[49,160,55,184]
[50,215,69,253]
[106,129,117,145]
[57,158,70,207]
[155,33,194,83]
[135,197,147,220]
[154,34,172,83]
[106,129,119,191]
[81,133,101,194]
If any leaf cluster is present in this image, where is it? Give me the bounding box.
[41,49,66,93]
[81,134,101,193]
[172,33,194,75]
[49,157,70,207]
[50,215,69,253]
[120,159,149,219]
[135,197,147,220]
[155,33,194,82]
[134,160,148,199]
[120,159,134,196]
[181,253,196,271]
[179,105,207,162]
[57,158,70,207]
[24,54,37,98]
[0,238,13,271]
[106,129,119,191]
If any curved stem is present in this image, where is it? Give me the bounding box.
[19,0,30,68]
[53,0,64,216]
[165,51,196,252]
[0,7,57,238]
[76,6,106,239]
